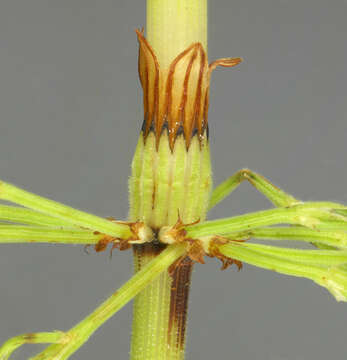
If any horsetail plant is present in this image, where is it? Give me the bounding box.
[0,0,347,359]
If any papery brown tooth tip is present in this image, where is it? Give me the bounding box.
[137,32,210,150]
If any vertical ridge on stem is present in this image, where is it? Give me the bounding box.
[147,0,207,68]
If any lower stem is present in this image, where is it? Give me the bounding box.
[130,244,193,360]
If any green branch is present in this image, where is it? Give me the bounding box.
[0,225,100,244]
[234,242,347,266]
[208,169,299,210]
[27,244,186,360]
[0,205,77,227]
[219,242,347,301]
[186,204,347,238]
[0,332,64,360]
[0,180,132,238]
[227,227,347,249]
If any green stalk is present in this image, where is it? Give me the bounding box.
[147,0,207,68]
[129,1,210,359]
[0,180,132,238]
[227,227,347,249]
[0,225,100,244]
[0,205,78,227]
[219,243,347,302]
[185,206,347,238]
[0,332,64,360]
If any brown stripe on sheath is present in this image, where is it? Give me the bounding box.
[136,29,242,150]
[136,29,160,140]
[168,256,194,350]
[166,44,199,149]
[151,181,156,210]
[137,30,210,151]
[193,45,207,141]
[177,47,199,149]
[132,243,166,271]
[201,89,209,142]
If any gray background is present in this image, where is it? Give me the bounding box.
[0,0,346,359]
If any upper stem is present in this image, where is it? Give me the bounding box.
[147,0,207,68]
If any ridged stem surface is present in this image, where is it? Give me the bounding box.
[129,133,211,360]
[147,0,207,68]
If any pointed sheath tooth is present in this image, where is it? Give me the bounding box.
[130,31,241,229]
[136,30,241,151]
[137,30,209,150]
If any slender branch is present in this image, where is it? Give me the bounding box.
[0,180,133,238]
[0,205,77,227]
[219,242,347,301]
[0,332,64,360]
[227,227,347,249]
[30,244,186,360]
[335,209,347,217]
[296,201,347,210]
[186,205,347,238]
[0,225,100,244]
[208,169,299,210]
[234,242,347,266]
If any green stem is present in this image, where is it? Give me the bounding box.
[130,244,193,360]
[129,1,209,359]
[147,0,207,68]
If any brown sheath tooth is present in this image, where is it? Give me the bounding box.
[137,29,160,140]
[136,29,241,150]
